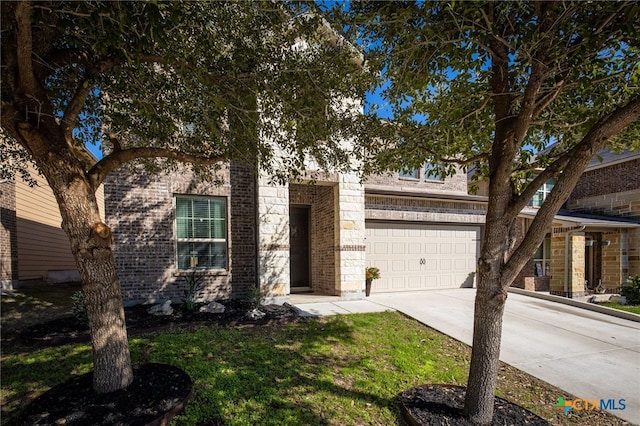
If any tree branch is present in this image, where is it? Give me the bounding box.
[14,1,42,98]
[502,95,640,284]
[86,147,225,191]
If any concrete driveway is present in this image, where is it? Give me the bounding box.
[365,289,640,425]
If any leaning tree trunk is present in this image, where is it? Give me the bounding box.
[42,159,133,394]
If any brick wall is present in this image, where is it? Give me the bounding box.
[568,159,640,220]
[105,162,257,305]
[289,183,336,295]
[0,181,18,288]
[570,159,640,199]
[365,194,486,223]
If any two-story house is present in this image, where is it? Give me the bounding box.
[104,161,487,305]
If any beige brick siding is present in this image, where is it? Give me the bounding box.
[630,228,640,277]
[365,194,486,223]
[366,168,469,194]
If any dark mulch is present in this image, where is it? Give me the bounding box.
[3,300,303,349]
[401,384,551,426]
[21,363,192,426]
[7,301,302,426]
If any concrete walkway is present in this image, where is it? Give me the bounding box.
[292,289,640,424]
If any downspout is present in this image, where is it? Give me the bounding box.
[564,225,586,297]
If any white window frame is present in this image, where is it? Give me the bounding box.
[530,178,556,207]
[533,235,551,276]
[175,195,228,271]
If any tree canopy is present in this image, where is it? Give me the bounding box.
[332,2,640,423]
[1,1,372,186]
[338,1,639,180]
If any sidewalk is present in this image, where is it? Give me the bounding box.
[291,289,640,425]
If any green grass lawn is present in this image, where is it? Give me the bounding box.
[597,302,640,315]
[1,312,625,425]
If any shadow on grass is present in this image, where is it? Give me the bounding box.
[137,316,405,425]
[2,313,411,425]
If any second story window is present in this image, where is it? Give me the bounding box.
[424,162,444,181]
[529,178,556,207]
[398,162,445,182]
[399,168,419,179]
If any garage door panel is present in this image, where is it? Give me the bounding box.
[366,222,479,293]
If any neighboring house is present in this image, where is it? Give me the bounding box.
[0,163,105,288]
[104,161,488,305]
[511,149,640,297]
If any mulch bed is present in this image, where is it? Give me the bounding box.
[401,384,550,426]
[21,363,192,426]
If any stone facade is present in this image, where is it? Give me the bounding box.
[549,230,586,297]
[0,180,18,289]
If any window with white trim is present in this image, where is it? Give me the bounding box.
[533,236,551,276]
[175,196,227,270]
[529,178,556,207]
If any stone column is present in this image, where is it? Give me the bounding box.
[334,173,366,300]
[0,180,18,289]
[257,176,290,304]
[550,230,585,297]
[629,228,640,277]
[601,231,622,292]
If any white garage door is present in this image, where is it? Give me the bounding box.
[365,222,480,293]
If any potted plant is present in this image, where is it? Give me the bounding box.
[365,267,381,297]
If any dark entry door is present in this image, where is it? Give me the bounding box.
[290,206,310,289]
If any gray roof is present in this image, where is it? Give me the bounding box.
[586,148,640,171]
[519,208,640,229]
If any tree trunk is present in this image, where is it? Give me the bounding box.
[463,270,507,424]
[42,159,133,394]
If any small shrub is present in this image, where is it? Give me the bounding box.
[620,275,640,305]
[182,271,203,311]
[71,291,88,324]
[245,285,263,309]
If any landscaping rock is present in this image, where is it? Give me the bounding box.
[245,308,266,320]
[147,300,173,316]
[610,295,627,305]
[199,301,226,314]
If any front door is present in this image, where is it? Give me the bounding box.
[290,206,310,291]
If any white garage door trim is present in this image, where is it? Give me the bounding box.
[365,221,480,293]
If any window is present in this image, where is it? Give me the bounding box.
[424,162,443,181]
[529,178,556,207]
[533,236,551,276]
[399,168,419,179]
[175,196,227,270]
